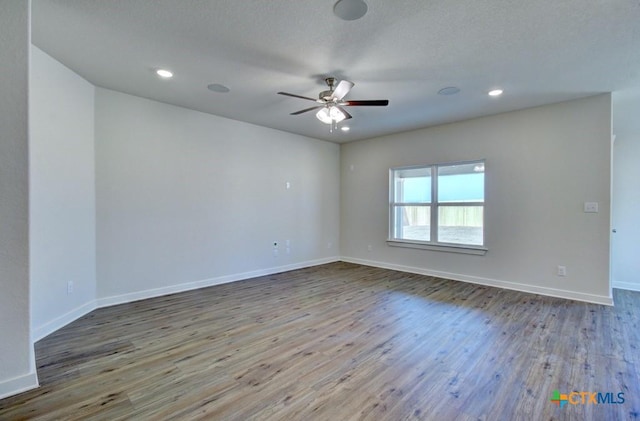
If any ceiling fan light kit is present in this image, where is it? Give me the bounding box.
[316,106,346,124]
[277,76,389,129]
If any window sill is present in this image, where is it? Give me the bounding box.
[386,239,488,255]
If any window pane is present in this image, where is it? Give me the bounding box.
[437,206,483,245]
[393,206,430,241]
[437,162,484,203]
[394,167,431,203]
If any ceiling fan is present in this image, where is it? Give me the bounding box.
[278,77,389,125]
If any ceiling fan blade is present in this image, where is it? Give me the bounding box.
[337,106,352,120]
[290,106,323,115]
[278,92,318,102]
[344,100,389,106]
[332,80,354,100]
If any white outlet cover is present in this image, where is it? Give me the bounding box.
[583,202,599,213]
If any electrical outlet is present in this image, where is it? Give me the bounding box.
[327,241,333,249]
[557,266,567,277]
[367,244,373,252]
[67,281,74,294]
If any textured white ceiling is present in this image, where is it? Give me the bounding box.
[32,0,640,143]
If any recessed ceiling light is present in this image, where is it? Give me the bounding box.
[341,126,350,132]
[334,0,368,21]
[438,87,460,96]
[207,83,230,93]
[156,69,173,79]
[488,89,503,97]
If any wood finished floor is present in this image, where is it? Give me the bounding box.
[1,262,639,420]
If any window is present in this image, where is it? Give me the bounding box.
[389,160,485,253]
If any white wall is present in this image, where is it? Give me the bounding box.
[29,46,96,341]
[0,0,39,399]
[612,88,640,291]
[341,95,612,304]
[95,88,340,303]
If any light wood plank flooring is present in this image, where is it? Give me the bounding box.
[1,262,639,420]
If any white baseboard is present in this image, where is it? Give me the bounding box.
[0,371,39,400]
[613,281,640,292]
[32,254,612,349]
[32,300,97,343]
[31,257,339,344]
[96,256,340,308]
[341,257,614,306]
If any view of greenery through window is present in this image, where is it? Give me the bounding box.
[391,162,484,246]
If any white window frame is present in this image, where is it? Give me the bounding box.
[387,160,487,255]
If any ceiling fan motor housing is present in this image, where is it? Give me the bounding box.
[319,90,334,101]
[320,77,337,101]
